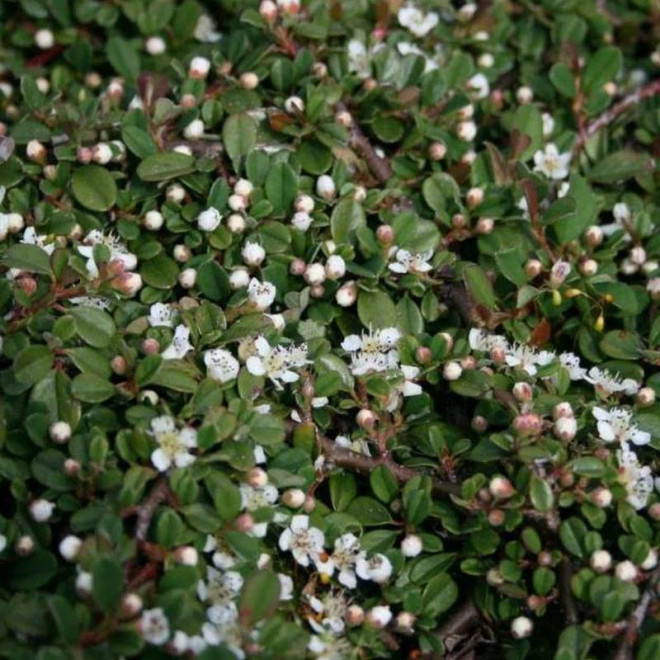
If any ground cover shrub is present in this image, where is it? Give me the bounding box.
[0,1,660,658]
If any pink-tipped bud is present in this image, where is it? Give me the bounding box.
[525,259,543,278]
[590,488,613,508]
[142,338,160,355]
[489,476,515,499]
[513,412,543,436]
[429,141,447,161]
[512,382,533,402]
[416,346,432,364]
[111,355,127,375]
[466,187,484,208]
[345,604,364,626]
[357,409,377,430]
[246,467,268,488]
[376,224,394,245]
[235,513,254,533]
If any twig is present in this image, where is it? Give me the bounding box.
[315,430,460,495]
[574,79,660,153]
[612,566,660,660]
[428,600,482,659]
[135,477,170,542]
[335,101,393,185]
[559,557,578,625]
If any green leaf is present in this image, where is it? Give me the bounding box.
[639,635,660,660]
[196,261,230,301]
[396,296,423,335]
[549,62,576,98]
[463,263,497,309]
[223,113,258,161]
[71,165,118,212]
[495,248,527,286]
[10,551,57,590]
[14,346,54,386]
[422,173,460,215]
[265,162,297,213]
[599,330,640,360]
[92,558,124,611]
[48,595,80,644]
[533,567,556,596]
[512,104,543,160]
[137,152,195,181]
[582,47,622,95]
[358,289,397,328]
[107,36,140,80]
[3,243,52,274]
[559,517,587,557]
[587,151,654,184]
[239,571,281,626]
[346,496,392,526]
[72,373,116,403]
[141,254,179,288]
[422,573,458,617]
[370,466,399,503]
[330,198,366,245]
[69,307,116,348]
[530,475,554,512]
[121,125,157,158]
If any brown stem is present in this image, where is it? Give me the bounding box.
[574,79,660,153]
[315,429,460,495]
[612,566,660,660]
[428,600,482,659]
[135,477,171,542]
[559,557,579,625]
[335,101,393,185]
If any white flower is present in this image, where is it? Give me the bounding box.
[467,73,490,99]
[307,591,348,634]
[197,567,243,624]
[239,483,278,537]
[356,553,393,583]
[504,344,554,376]
[316,175,336,200]
[246,336,308,388]
[197,207,222,232]
[59,535,82,561]
[601,202,633,238]
[315,533,366,589]
[161,324,194,360]
[585,368,640,396]
[247,277,276,310]
[278,515,325,567]
[148,303,175,327]
[347,40,372,79]
[308,634,354,660]
[204,348,240,383]
[397,43,439,73]
[0,533,6,553]
[77,230,137,277]
[278,573,294,600]
[325,255,346,280]
[542,112,555,137]
[242,241,266,267]
[194,14,222,42]
[149,416,197,472]
[617,442,654,510]
[140,608,170,645]
[533,143,571,180]
[21,227,56,255]
[468,329,509,352]
[400,364,423,397]
[292,211,313,232]
[366,605,393,628]
[69,296,111,310]
[398,4,439,37]
[29,499,55,522]
[558,352,587,380]
[388,247,433,274]
[550,260,571,287]
[592,407,651,446]
[511,616,533,639]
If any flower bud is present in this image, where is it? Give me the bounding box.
[242,241,266,267]
[166,183,185,204]
[488,509,506,526]
[122,593,143,617]
[145,36,166,55]
[345,604,364,626]
[91,142,112,164]
[175,546,198,566]
[486,568,504,586]
[525,259,543,278]
[143,210,164,231]
[489,476,515,499]
[512,382,533,402]
[49,421,72,444]
[416,346,432,364]
[303,494,316,513]
[357,409,377,430]
[456,120,477,141]
[259,0,278,21]
[429,141,447,161]
[226,268,248,290]
[304,263,326,286]
[35,29,55,50]
[553,416,577,442]
[451,213,467,229]
[284,96,305,114]
[235,513,254,533]
[472,415,488,432]
[615,560,638,582]
[171,245,190,264]
[641,549,658,570]
[590,549,612,573]
[247,467,268,488]
[295,194,314,214]
[336,281,358,307]
[585,225,603,247]
[27,139,47,163]
[443,361,462,381]
[513,412,543,436]
[30,499,54,522]
[183,118,204,140]
[111,355,127,375]
[189,56,211,79]
[316,175,336,200]
[590,488,613,508]
[325,255,346,280]
[376,224,394,245]
[15,535,34,556]
[353,185,367,203]
[142,338,160,355]
[311,62,327,77]
[395,611,416,632]
[553,402,574,420]
[516,86,534,104]
[177,268,196,289]
[511,616,533,639]
[580,259,598,276]
[537,551,553,566]
[59,535,83,561]
[466,187,484,208]
[240,72,259,90]
[476,217,494,234]
[366,605,392,629]
[401,534,423,558]
[64,458,81,476]
[636,387,656,407]
[282,488,306,508]
[335,110,352,127]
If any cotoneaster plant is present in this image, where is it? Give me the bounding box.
[0,1,659,659]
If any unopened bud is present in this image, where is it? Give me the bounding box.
[489,476,515,499]
[590,549,612,573]
[376,224,394,245]
[142,338,160,355]
[111,355,127,375]
[174,546,198,566]
[585,225,603,247]
[553,416,577,441]
[49,421,72,444]
[246,467,268,488]
[525,259,543,278]
[64,458,81,476]
[466,187,484,208]
[345,604,364,626]
[357,409,377,430]
[429,141,447,161]
[122,593,143,617]
[443,361,462,381]
[476,217,494,234]
[282,488,306,508]
[235,513,254,533]
[512,382,533,402]
[513,412,543,436]
[488,509,506,526]
[636,387,656,407]
[590,488,613,508]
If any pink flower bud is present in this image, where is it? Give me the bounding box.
[513,412,543,436]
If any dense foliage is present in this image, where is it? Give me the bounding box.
[1,0,660,658]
